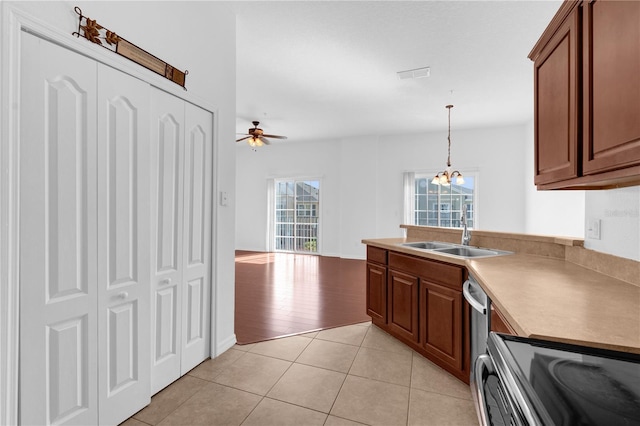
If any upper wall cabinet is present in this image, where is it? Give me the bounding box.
[530,0,640,190]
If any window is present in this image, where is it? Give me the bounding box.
[406,172,476,228]
[274,179,320,253]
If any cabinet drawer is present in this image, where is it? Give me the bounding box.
[367,246,388,265]
[389,252,464,290]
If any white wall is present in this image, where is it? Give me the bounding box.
[5,0,237,352]
[584,187,640,261]
[236,124,532,259]
[523,120,585,237]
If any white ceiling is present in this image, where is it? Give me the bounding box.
[232,1,562,143]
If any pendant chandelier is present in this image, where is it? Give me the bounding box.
[432,105,464,186]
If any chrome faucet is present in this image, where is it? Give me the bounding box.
[461,204,471,246]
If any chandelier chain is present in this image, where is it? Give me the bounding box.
[446,105,453,167]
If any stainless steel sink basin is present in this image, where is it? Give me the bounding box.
[433,246,511,258]
[401,241,455,250]
[399,240,512,258]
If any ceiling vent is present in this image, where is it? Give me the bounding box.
[397,66,431,80]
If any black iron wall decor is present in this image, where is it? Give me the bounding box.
[72,6,188,89]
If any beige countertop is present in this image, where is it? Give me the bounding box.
[363,237,640,355]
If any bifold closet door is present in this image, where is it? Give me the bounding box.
[96,64,151,425]
[150,89,185,394]
[20,32,152,425]
[180,102,213,375]
[150,90,213,394]
[19,32,99,426]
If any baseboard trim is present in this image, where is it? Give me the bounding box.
[215,333,237,357]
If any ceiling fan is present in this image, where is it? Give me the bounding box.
[236,121,287,147]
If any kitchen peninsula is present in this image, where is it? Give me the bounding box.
[363,225,640,383]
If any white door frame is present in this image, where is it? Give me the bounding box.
[0,6,219,424]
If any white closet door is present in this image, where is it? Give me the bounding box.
[150,88,185,394]
[19,33,99,426]
[96,64,151,424]
[180,103,213,374]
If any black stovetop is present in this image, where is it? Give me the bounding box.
[492,333,640,426]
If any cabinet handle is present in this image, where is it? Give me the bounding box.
[117,291,128,300]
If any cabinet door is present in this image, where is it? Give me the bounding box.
[387,270,419,343]
[180,103,213,374]
[150,88,185,394]
[96,64,151,424]
[19,32,99,426]
[420,281,462,371]
[583,0,640,174]
[533,8,580,185]
[366,263,387,322]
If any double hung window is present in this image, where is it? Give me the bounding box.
[405,172,476,228]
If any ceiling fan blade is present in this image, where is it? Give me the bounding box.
[236,136,251,142]
[262,134,288,139]
[260,137,271,145]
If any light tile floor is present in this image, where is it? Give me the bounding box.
[123,322,479,426]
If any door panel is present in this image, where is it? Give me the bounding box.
[96,64,151,424]
[583,0,640,174]
[181,103,212,374]
[150,88,185,393]
[47,316,91,424]
[387,270,419,343]
[186,278,204,344]
[421,281,463,371]
[366,263,387,322]
[155,286,179,360]
[534,10,579,185]
[157,113,182,272]
[20,32,98,426]
[107,301,138,392]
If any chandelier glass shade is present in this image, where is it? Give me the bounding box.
[432,105,464,186]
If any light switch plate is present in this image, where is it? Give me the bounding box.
[587,219,601,239]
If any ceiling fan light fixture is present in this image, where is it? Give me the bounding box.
[236,120,288,148]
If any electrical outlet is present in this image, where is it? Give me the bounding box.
[587,219,601,239]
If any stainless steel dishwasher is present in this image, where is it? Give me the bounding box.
[463,274,491,423]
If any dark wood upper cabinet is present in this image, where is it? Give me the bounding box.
[533,7,580,186]
[530,0,640,189]
[583,0,640,176]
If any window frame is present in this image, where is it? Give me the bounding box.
[405,171,479,229]
[271,177,322,254]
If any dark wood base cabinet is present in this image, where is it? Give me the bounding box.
[365,246,471,384]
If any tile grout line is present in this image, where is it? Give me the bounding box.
[406,353,415,426]
[323,323,372,424]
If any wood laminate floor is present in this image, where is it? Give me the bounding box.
[235,251,370,344]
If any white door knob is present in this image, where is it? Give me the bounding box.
[117,291,128,299]
[161,278,171,286]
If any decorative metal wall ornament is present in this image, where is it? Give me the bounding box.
[72,6,188,89]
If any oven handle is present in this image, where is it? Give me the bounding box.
[463,279,487,315]
[472,354,493,426]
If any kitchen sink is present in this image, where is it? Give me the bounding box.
[401,241,455,250]
[433,246,510,258]
[399,241,512,258]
